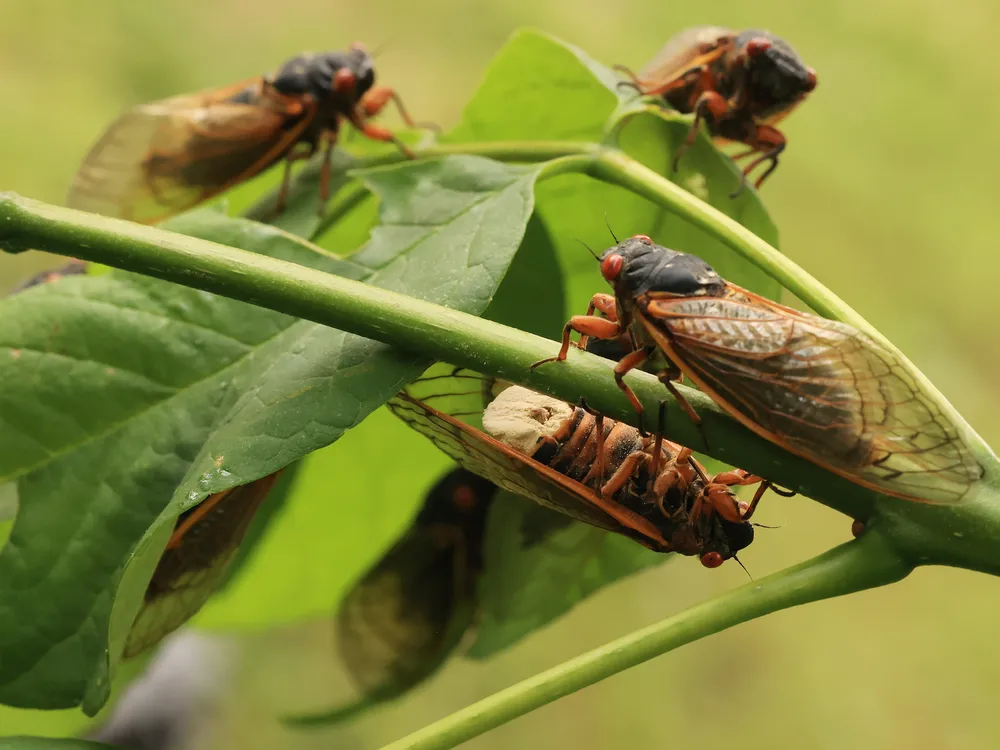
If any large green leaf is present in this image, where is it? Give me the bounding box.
[0,155,541,712]
[195,214,565,631]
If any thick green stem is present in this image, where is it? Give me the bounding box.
[0,193,870,521]
[3,192,999,576]
[381,530,911,750]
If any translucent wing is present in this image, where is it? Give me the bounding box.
[67,81,313,224]
[641,25,734,84]
[387,389,669,549]
[125,473,279,658]
[642,290,983,503]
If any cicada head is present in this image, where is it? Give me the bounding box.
[733,30,816,117]
[698,516,755,568]
[599,235,726,301]
[272,44,376,112]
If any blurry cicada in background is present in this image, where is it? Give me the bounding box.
[8,259,88,295]
[67,42,425,224]
[535,234,984,504]
[287,468,497,726]
[125,472,283,658]
[334,468,496,705]
[616,26,816,192]
[388,370,774,568]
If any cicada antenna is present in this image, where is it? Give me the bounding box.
[604,213,619,243]
[576,238,601,262]
[732,554,753,580]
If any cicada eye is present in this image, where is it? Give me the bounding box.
[600,253,624,282]
[452,484,477,511]
[631,234,653,244]
[804,67,818,92]
[745,37,772,57]
[333,67,356,93]
[700,551,725,569]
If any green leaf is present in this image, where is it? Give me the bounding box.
[468,493,663,659]
[197,210,565,632]
[447,29,780,315]
[0,740,119,750]
[0,155,541,712]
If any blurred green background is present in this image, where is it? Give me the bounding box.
[2,0,999,748]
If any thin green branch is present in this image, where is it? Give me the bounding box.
[381,530,911,750]
[3,192,1000,577]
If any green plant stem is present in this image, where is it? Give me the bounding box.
[0,193,869,521]
[3,192,1000,577]
[587,149,864,331]
[381,530,911,750]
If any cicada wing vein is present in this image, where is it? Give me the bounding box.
[67,80,314,224]
[641,290,982,503]
[386,393,668,549]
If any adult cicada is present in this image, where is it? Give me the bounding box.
[616,26,816,192]
[125,472,282,658]
[67,43,425,223]
[388,371,771,568]
[534,234,984,504]
[336,467,496,701]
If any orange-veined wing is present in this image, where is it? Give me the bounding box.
[386,383,669,550]
[125,472,280,658]
[640,25,734,87]
[641,288,983,504]
[67,80,315,225]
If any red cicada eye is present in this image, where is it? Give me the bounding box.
[805,68,818,92]
[700,551,725,569]
[631,234,652,244]
[334,68,357,93]
[452,484,477,511]
[851,519,866,538]
[600,253,624,282]
[746,37,772,57]
[349,41,368,53]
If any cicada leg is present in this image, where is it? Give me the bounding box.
[349,104,415,159]
[576,293,619,352]
[360,85,440,132]
[531,294,627,369]
[673,88,732,174]
[276,144,316,215]
[729,124,786,197]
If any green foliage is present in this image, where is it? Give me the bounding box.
[0,740,118,750]
[3,25,992,748]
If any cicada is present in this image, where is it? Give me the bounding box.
[125,472,282,658]
[616,27,816,191]
[67,43,424,224]
[388,371,771,568]
[336,467,496,702]
[534,234,984,504]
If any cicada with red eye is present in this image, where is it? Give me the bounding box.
[125,471,282,658]
[534,235,985,505]
[67,43,428,224]
[615,26,817,192]
[388,371,774,568]
[334,468,496,707]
